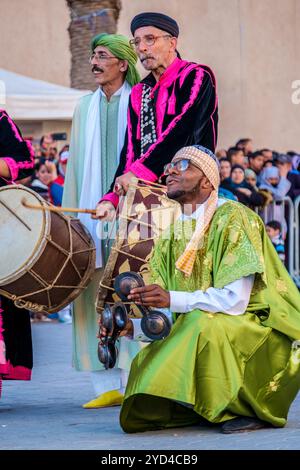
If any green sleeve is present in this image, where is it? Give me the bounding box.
[210,203,266,291]
[149,237,169,289]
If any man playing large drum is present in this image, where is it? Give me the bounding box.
[96,11,218,217]
[0,109,34,399]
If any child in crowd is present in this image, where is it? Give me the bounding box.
[30,159,51,201]
[266,220,286,263]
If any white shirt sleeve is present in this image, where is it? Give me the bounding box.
[169,275,255,315]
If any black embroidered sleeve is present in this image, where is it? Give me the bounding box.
[0,110,34,183]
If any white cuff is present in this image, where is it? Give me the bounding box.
[170,291,189,313]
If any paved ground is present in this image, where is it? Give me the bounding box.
[0,322,300,450]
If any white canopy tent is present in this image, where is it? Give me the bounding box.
[0,68,90,120]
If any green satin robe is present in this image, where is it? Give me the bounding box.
[120,200,300,432]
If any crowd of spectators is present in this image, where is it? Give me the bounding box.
[216,138,300,264]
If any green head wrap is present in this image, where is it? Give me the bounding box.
[91,33,141,87]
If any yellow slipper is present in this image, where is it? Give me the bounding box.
[82,390,124,409]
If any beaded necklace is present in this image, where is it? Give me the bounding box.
[140,85,157,155]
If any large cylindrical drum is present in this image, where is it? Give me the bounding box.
[0,185,95,313]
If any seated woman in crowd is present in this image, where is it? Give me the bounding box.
[274,154,300,201]
[258,166,291,238]
[258,166,291,201]
[221,165,265,208]
[245,168,273,206]
[244,168,258,189]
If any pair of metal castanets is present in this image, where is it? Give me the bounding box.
[98,272,172,369]
[114,272,172,341]
[97,302,128,369]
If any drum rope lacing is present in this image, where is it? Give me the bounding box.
[97,181,179,314]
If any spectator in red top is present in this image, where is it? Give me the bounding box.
[0,109,34,398]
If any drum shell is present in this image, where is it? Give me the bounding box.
[97,181,179,316]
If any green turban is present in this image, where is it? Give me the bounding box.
[91,33,141,87]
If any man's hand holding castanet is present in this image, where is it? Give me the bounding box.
[128,284,170,308]
[98,317,133,338]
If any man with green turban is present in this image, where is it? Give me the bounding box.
[63,33,141,409]
[90,33,141,88]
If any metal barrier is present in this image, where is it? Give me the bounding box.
[293,195,300,287]
[256,196,300,287]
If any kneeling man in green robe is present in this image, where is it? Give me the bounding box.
[120,144,300,434]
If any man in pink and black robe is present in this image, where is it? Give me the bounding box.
[97,12,218,212]
[0,109,34,397]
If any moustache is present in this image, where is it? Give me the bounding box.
[141,56,155,62]
[92,65,104,73]
[166,175,181,184]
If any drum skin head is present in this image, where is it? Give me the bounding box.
[114,271,145,301]
[0,185,48,282]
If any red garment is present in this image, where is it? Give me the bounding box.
[48,175,64,205]
[0,110,33,395]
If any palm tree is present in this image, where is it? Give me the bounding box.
[66,0,121,90]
